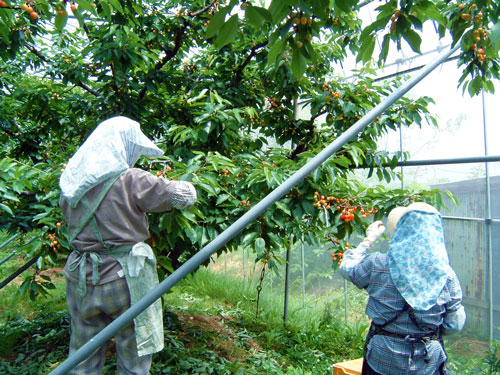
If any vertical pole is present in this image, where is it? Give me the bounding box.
[284,237,292,323]
[399,125,404,189]
[242,247,247,280]
[482,90,493,342]
[344,279,348,324]
[301,236,306,307]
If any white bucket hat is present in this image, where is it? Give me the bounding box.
[387,202,439,236]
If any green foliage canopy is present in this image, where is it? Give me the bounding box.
[0,0,496,295]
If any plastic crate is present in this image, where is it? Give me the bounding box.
[332,357,363,375]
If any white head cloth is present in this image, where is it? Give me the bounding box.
[60,116,164,207]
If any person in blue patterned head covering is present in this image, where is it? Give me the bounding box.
[339,202,466,375]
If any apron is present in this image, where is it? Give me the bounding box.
[361,304,448,375]
[67,175,164,357]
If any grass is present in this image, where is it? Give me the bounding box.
[0,232,67,322]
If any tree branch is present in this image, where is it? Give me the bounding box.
[311,109,328,122]
[75,81,99,96]
[25,42,46,62]
[25,42,98,96]
[288,143,308,160]
[190,0,219,17]
[138,19,189,100]
[288,118,317,160]
[234,41,269,86]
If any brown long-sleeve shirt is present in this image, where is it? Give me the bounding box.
[61,168,177,284]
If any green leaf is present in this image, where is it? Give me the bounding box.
[216,194,230,205]
[0,19,9,39]
[357,36,376,64]
[75,0,98,16]
[215,15,239,49]
[54,12,68,32]
[19,279,31,295]
[0,203,13,216]
[304,41,317,64]
[275,201,291,216]
[402,29,422,53]
[413,3,445,25]
[266,37,285,67]
[242,232,258,246]
[245,5,263,29]
[108,0,124,13]
[380,34,391,62]
[254,237,265,255]
[491,22,500,54]
[2,192,19,202]
[268,0,286,22]
[444,190,459,207]
[332,156,351,168]
[312,0,329,19]
[253,6,273,23]
[335,0,357,13]
[291,47,307,79]
[206,8,228,38]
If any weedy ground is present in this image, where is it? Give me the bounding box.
[0,234,493,375]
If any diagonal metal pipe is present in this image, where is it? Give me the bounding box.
[49,43,460,375]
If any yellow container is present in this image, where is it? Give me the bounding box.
[332,357,363,375]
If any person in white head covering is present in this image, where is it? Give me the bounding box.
[59,116,197,375]
[339,202,466,375]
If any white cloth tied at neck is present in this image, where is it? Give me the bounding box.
[128,242,155,277]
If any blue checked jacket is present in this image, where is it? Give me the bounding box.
[340,243,466,375]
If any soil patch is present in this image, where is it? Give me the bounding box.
[177,312,262,362]
[447,337,489,358]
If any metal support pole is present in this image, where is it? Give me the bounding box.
[0,255,40,290]
[396,155,500,167]
[301,237,306,307]
[49,44,459,375]
[242,247,247,280]
[344,279,348,324]
[0,233,22,268]
[0,251,16,267]
[0,233,21,251]
[482,90,493,342]
[284,239,291,323]
[399,123,404,190]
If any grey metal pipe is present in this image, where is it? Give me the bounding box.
[301,237,306,308]
[0,255,40,290]
[0,233,21,252]
[284,243,291,323]
[49,43,460,375]
[354,154,500,169]
[0,251,16,268]
[397,155,500,167]
[482,90,494,342]
[442,215,500,223]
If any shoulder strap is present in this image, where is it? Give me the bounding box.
[69,174,121,245]
[407,306,439,334]
[377,303,409,329]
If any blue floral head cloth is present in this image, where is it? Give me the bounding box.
[388,203,450,311]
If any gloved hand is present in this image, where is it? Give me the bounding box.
[171,181,197,210]
[363,221,385,246]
